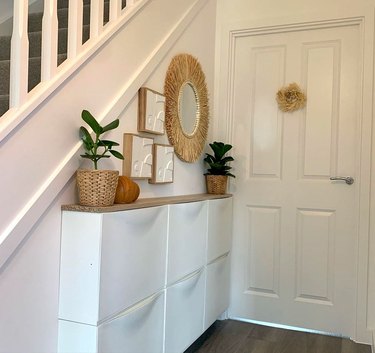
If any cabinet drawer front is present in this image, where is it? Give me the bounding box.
[165,268,206,353]
[58,320,97,353]
[207,198,233,262]
[98,291,165,353]
[59,212,102,325]
[100,206,168,321]
[167,202,208,285]
[205,253,230,329]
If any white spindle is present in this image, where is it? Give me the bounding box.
[10,0,29,108]
[68,0,83,59]
[41,0,58,81]
[90,0,104,39]
[109,0,122,22]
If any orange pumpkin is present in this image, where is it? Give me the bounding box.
[114,176,140,204]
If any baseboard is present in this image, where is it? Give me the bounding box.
[372,331,375,353]
[218,310,229,320]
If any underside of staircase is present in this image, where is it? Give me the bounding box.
[0,0,126,117]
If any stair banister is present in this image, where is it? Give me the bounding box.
[90,0,105,39]
[41,0,58,81]
[10,0,29,108]
[67,0,84,59]
[0,0,151,142]
[110,0,122,22]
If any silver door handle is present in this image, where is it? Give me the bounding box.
[329,176,354,185]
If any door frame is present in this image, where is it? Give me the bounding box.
[217,16,373,343]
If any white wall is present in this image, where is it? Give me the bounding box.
[0,0,217,351]
[215,0,375,344]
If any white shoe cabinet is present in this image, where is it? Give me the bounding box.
[58,194,232,353]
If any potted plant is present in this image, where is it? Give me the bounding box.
[204,141,235,194]
[77,110,124,206]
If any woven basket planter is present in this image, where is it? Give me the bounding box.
[205,175,228,195]
[76,170,119,207]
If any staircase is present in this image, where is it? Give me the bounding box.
[0,0,126,117]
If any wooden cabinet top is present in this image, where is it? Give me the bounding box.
[62,193,232,213]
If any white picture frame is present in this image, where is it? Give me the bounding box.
[123,134,154,179]
[138,87,165,135]
[149,144,174,184]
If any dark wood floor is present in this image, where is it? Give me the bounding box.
[185,320,371,353]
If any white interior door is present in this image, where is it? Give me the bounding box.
[229,24,361,338]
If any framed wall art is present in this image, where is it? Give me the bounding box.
[149,144,174,184]
[138,87,166,134]
[123,133,153,179]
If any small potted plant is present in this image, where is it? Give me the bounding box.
[204,141,235,194]
[77,110,124,206]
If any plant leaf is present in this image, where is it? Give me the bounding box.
[79,126,95,151]
[204,155,215,163]
[98,140,120,148]
[204,141,235,178]
[209,141,233,160]
[221,156,234,163]
[102,119,120,133]
[109,149,124,160]
[82,110,102,134]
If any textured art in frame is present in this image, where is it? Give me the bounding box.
[123,134,154,179]
[138,87,166,134]
[150,144,174,184]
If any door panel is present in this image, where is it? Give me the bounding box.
[246,206,281,298]
[295,209,335,304]
[229,24,360,337]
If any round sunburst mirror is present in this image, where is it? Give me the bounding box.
[164,53,209,162]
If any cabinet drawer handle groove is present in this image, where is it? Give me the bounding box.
[98,290,163,325]
[207,251,230,266]
[169,267,204,287]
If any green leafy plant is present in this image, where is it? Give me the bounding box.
[204,141,235,178]
[79,110,124,169]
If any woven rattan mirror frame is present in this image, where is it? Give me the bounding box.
[164,53,209,162]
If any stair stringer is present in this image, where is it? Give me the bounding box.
[0,0,209,270]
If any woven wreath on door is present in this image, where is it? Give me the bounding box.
[276,82,306,112]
